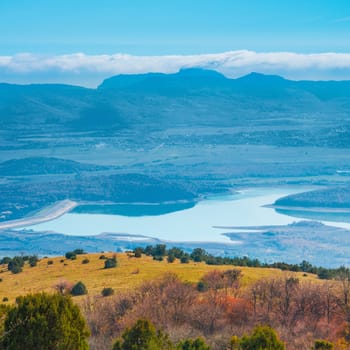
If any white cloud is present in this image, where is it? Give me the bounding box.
[1,50,350,87]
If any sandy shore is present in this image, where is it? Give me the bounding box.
[0,200,78,230]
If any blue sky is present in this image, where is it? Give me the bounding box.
[1,1,350,85]
[1,0,350,55]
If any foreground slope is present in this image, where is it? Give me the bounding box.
[0,252,315,302]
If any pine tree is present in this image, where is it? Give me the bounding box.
[1,293,89,350]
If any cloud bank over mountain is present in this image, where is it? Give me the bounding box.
[2,50,350,87]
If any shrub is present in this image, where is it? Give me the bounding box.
[197,281,208,292]
[154,244,167,257]
[153,256,164,262]
[73,249,86,255]
[238,325,285,350]
[112,319,172,350]
[47,260,54,265]
[2,297,8,302]
[82,258,89,264]
[180,255,190,264]
[190,248,208,263]
[8,263,22,274]
[167,254,175,263]
[134,248,143,258]
[0,257,11,265]
[65,251,77,260]
[101,287,114,297]
[29,255,39,267]
[177,337,210,350]
[104,257,117,269]
[167,247,185,259]
[71,281,88,296]
[54,280,74,295]
[8,257,24,274]
[317,267,332,280]
[314,340,334,350]
[1,293,89,349]
[99,254,107,259]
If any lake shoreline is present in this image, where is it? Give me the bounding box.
[0,200,78,230]
[265,204,350,213]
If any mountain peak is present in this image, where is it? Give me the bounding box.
[177,68,226,79]
[99,68,227,90]
[237,72,286,83]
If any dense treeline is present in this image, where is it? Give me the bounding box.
[1,245,348,280]
[133,244,350,280]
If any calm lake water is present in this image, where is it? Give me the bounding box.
[24,187,350,242]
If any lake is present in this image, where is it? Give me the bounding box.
[22,186,350,243]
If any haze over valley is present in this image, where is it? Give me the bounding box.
[1,69,350,266]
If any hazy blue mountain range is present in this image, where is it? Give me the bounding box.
[1,68,350,148]
[0,157,108,176]
[1,68,350,220]
[1,68,350,263]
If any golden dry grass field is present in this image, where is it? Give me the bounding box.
[0,253,318,303]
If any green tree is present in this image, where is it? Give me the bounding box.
[112,319,173,350]
[133,248,143,258]
[73,249,86,255]
[238,325,285,350]
[314,339,334,350]
[71,281,88,296]
[180,255,190,264]
[177,338,210,350]
[154,244,167,257]
[8,257,24,274]
[28,255,39,267]
[101,287,114,297]
[1,293,89,350]
[167,254,175,263]
[104,257,117,269]
[167,247,185,259]
[0,304,10,340]
[65,251,77,260]
[190,248,208,262]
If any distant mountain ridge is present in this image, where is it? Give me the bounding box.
[1,68,350,147]
[98,68,228,90]
[99,68,350,99]
[0,157,107,176]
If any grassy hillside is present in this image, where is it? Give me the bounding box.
[0,252,317,303]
